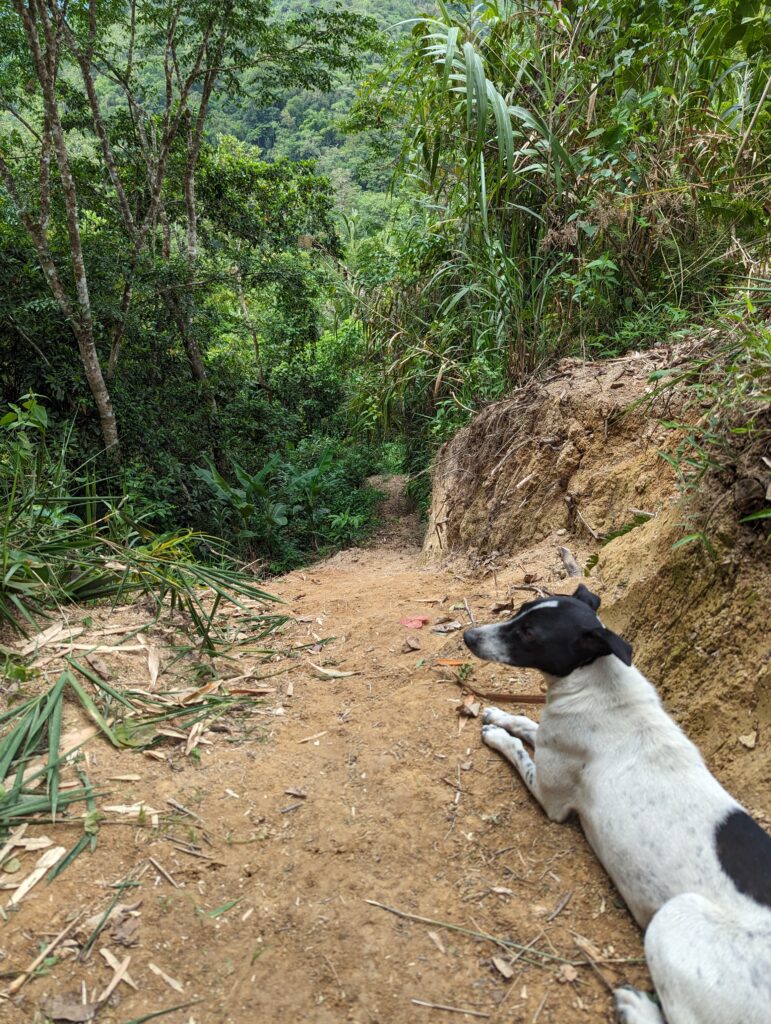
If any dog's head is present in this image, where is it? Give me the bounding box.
[463,584,632,677]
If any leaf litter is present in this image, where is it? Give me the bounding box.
[0,576,301,938]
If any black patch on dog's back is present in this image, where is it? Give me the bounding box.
[715,809,771,908]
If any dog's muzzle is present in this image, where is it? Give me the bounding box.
[463,627,482,655]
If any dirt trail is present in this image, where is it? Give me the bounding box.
[3,478,654,1024]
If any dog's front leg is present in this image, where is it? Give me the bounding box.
[482,722,539,798]
[482,707,538,746]
[482,710,574,823]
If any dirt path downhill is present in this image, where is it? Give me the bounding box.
[3,477,650,1024]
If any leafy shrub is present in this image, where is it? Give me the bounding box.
[193,437,382,570]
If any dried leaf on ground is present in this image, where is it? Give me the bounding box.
[112,915,141,947]
[573,933,603,960]
[103,803,160,818]
[7,846,66,907]
[77,903,140,944]
[146,646,161,688]
[401,638,421,653]
[308,662,359,679]
[457,694,481,718]
[17,621,75,656]
[492,956,514,979]
[491,601,514,614]
[431,620,463,634]
[427,930,446,954]
[185,721,205,755]
[148,961,185,993]
[84,654,112,679]
[40,995,100,1023]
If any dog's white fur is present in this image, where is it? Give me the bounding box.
[479,652,771,1024]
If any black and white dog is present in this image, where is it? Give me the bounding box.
[464,585,771,1024]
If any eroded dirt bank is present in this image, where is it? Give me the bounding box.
[1,354,768,1024]
[427,344,770,801]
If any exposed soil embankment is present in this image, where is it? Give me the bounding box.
[426,344,770,803]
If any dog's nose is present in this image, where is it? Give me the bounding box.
[463,627,479,651]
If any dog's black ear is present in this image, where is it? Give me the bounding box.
[589,627,633,666]
[573,583,601,611]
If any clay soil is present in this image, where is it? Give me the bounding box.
[1,476,666,1024]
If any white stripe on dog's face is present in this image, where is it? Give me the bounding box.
[508,599,559,622]
[466,600,559,661]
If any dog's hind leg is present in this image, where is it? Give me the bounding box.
[643,893,771,1024]
[482,706,538,745]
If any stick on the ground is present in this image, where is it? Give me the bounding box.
[148,856,180,888]
[166,798,205,824]
[575,508,602,541]
[444,677,546,706]
[7,912,84,994]
[364,899,574,966]
[411,999,490,1018]
[557,546,582,578]
[547,890,572,922]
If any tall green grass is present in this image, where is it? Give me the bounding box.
[345,0,771,454]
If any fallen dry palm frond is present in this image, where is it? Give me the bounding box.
[0,642,288,878]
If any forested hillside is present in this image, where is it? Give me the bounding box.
[207,0,422,230]
[1,0,769,596]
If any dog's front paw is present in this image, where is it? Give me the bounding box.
[614,987,664,1024]
[481,723,523,753]
[482,706,503,725]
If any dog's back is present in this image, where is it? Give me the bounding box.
[537,656,771,931]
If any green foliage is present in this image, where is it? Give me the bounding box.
[340,0,771,489]
[205,0,419,230]
[0,399,285,642]
[194,438,382,571]
[0,670,101,839]
[655,320,771,486]
[652,316,771,543]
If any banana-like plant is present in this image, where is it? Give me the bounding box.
[351,0,771,432]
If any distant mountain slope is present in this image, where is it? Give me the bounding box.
[205,1,427,227]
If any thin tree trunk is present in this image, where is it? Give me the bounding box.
[13,0,119,453]
[107,275,134,381]
[163,291,216,412]
[234,269,269,393]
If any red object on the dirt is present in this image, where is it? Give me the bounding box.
[400,615,431,629]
